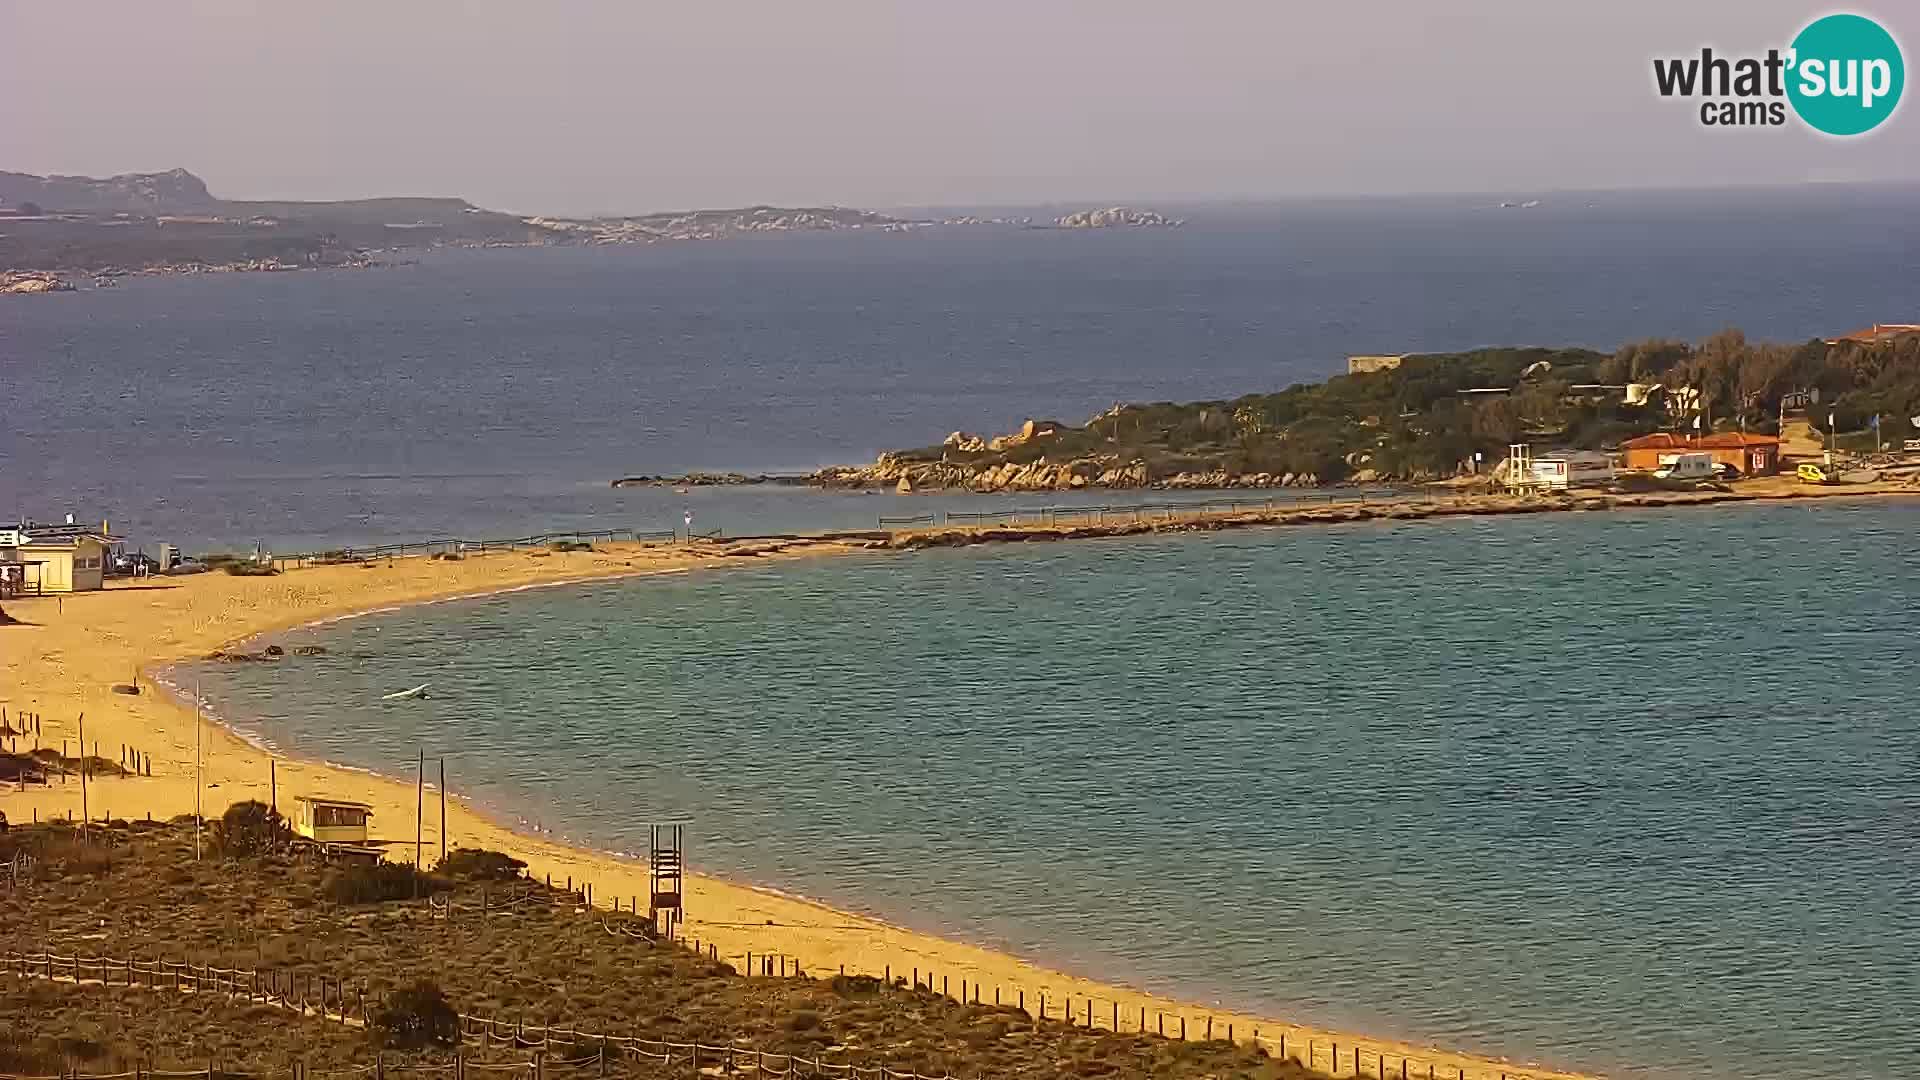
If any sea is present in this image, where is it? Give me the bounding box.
[11,184,1920,1078]
[5,184,1920,551]
[187,502,1920,1080]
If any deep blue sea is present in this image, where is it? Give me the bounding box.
[6,185,1920,551]
[191,500,1920,1080]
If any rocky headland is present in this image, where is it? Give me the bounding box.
[619,331,1920,494]
[1052,206,1182,229]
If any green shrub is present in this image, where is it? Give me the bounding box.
[212,800,290,857]
[223,561,279,577]
[322,861,441,904]
[434,847,526,881]
[830,974,884,997]
[371,980,460,1048]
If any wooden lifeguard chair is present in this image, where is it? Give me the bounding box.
[648,822,686,938]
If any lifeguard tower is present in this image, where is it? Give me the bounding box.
[648,822,686,939]
[291,796,374,844]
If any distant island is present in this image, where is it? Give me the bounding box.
[616,326,1920,492]
[0,171,1202,285]
[0,168,935,283]
[1051,206,1182,229]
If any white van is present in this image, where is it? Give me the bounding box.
[1654,451,1715,480]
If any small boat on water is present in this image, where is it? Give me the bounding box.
[381,684,430,701]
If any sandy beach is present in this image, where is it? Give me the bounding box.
[11,482,1908,1080]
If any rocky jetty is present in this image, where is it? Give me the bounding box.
[1053,206,1182,229]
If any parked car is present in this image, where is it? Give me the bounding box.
[1796,462,1838,485]
[108,550,162,577]
[165,558,210,575]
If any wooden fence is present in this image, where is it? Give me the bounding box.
[7,823,1570,1080]
[0,1048,618,1080]
[2,949,965,1080]
[1,943,1554,1080]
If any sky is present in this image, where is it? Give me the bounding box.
[2,1,1916,215]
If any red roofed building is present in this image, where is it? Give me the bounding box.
[1618,433,1782,476]
[1826,323,1920,345]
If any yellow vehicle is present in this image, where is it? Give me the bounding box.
[1796,462,1838,485]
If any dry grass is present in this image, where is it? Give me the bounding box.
[1,820,1320,1080]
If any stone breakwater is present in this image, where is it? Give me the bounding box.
[865,487,1801,550]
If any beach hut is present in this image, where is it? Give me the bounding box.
[0,533,111,593]
[291,796,374,844]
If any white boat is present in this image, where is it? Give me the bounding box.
[381,684,430,701]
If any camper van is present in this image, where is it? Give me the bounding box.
[1527,456,1618,490]
[1654,452,1715,480]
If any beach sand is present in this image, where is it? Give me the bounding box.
[4,519,1712,1080]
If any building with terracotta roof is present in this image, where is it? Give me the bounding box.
[1618,432,1782,476]
[1825,323,1920,346]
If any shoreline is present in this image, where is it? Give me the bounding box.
[14,485,1912,1080]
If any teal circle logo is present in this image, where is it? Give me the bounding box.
[1787,14,1904,135]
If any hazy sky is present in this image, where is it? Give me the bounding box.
[3,1,1915,214]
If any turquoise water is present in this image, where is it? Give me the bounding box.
[190,501,1920,1080]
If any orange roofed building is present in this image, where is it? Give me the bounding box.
[1618,433,1783,476]
[1825,323,1920,346]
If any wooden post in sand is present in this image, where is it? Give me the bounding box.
[194,682,203,861]
[439,758,448,863]
[414,748,425,892]
[77,713,88,836]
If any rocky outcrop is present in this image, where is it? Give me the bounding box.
[206,650,276,663]
[1053,207,1182,229]
[1,272,74,295]
[806,453,1331,493]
